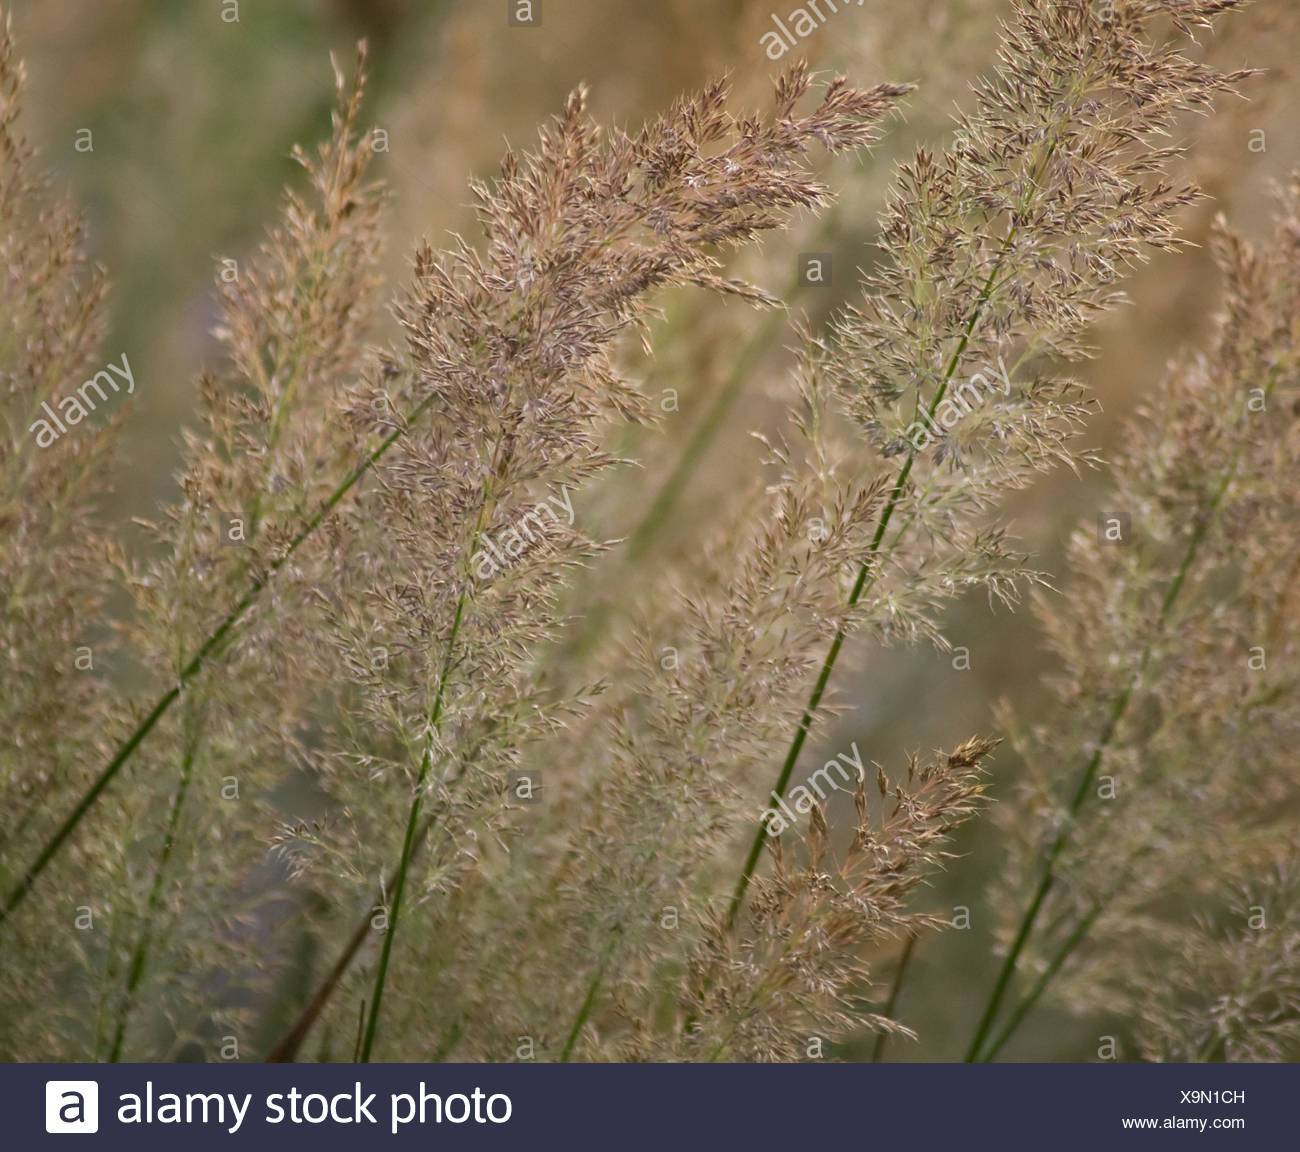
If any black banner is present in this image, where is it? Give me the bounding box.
[8,1063,1291,1149]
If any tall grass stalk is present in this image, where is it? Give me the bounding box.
[725,0,1248,935]
[964,447,1244,1061]
[5,0,1284,1065]
[0,389,438,927]
[967,186,1300,1060]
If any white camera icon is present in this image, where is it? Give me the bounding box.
[46,1081,99,1134]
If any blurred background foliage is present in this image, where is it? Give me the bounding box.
[9,0,1298,1059]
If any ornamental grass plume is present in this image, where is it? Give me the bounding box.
[333,357,999,1060]
[680,738,997,1061]
[0,8,112,851]
[382,0,1252,1062]
[724,0,1251,942]
[1129,856,1300,1063]
[98,46,389,1063]
[969,182,1300,1063]
[520,0,1254,1060]
[0,0,1283,1066]
[0,20,908,1057]
[0,11,119,1058]
[1,41,390,1059]
[267,62,910,1063]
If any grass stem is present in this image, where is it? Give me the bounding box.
[108,722,202,1062]
[358,583,469,1062]
[725,251,1006,932]
[0,392,439,929]
[964,420,1251,1062]
[871,931,917,1062]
